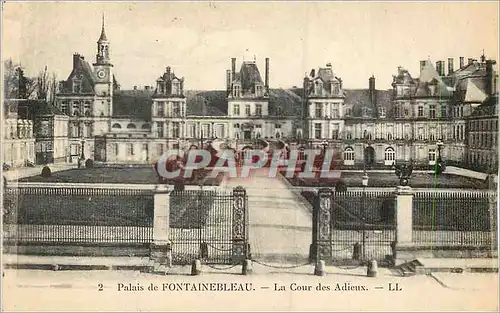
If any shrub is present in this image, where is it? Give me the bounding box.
[85,159,94,168]
[41,166,52,177]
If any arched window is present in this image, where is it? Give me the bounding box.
[343,147,355,165]
[387,133,393,141]
[84,110,91,117]
[127,123,136,129]
[384,147,396,166]
[112,123,121,129]
[142,123,151,130]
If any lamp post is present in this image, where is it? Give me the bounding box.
[436,139,445,175]
[321,140,328,155]
[361,171,369,261]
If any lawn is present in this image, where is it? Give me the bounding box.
[18,167,224,186]
[301,190,493,232]
[286,171,489,189]
[3,188,154,227]
[3,188,218,230]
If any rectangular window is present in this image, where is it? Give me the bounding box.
[172,122,180,138]
[332,128,339,139]
[275,124,281,129]
[86,123,92,137]
[157,144,163,156]
[245,105,251,116]
[428,150,436,161]
[315,103,322,118]
[157,102,164,117]
[418,106,423,117]
[61,101,69,115]
[255,104,262,116]
[128,144,134,156]
[429,105,436,118]
[190,124,196,138]
[233,104,240,116]
[157,122,164,137]
[332,106,339,118]
[173,102,180,117]
[113,143,119,156]
[440,106,447,118]
[314,123,322,139]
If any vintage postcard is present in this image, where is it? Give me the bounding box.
[1,1,499,311]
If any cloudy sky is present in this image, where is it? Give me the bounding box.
[3,2,498,90]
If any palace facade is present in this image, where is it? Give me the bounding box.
[51,19,498,172]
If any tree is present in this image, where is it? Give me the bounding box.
[3,59,36,99]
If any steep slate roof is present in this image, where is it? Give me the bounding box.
[470,95,498,117]
[344,89,393,118]
[306,66,343,96]
[392,67,415,85]
[234,61,264,94]
[415,61,453,98]
[112,89,153,121]
[269,89,303,116]
[4,99,65,119]
[185,90,227,116]
[58,55,96,94]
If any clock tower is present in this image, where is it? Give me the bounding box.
[93,14,113,99]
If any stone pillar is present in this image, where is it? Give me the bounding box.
[150,184,172,267]
[316,188,333,263]
[393,185,414,265]
[488,193,497,255]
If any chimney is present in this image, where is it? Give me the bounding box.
[73,53,80,69]
[438,61,446,76]
[226,69,231,92]
[420,60,426,72]
[448,58,454,75]
[265,58,269,90]
[326,63,332,68]
[231,58,236,79]
[459,57,465,68]
[435,61,441,76]
[369,76,376,106]
[486,60,496,96]
[468,58,474,65]
[166,66,171,78]
[310,69,316,77]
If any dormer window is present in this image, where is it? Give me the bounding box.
[233,85,241,97]
[379,107,386,118]
[255,85,263,97]
[315,81,322,95]
[73,80,82,93]
[332,82,340,95]
[362,107,368,117]
[276,107,283,116]
[158,81,165,94]
[172,81,180,96]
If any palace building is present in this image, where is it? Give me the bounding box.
[52,18,498,172]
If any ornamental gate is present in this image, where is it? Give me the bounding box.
[311,188,396,265]
[169,186,249,265]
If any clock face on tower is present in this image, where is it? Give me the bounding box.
[97,70,107,79]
